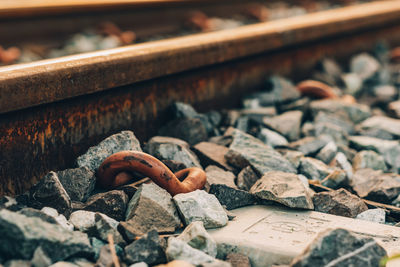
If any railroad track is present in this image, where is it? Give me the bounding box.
[1,0,400,196]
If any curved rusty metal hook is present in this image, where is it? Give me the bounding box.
[96,151,206,196]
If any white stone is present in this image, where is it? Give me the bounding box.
[69,210,96,232]
[55,214,74,231]
[356,208,386,224]
[41,207,59,218]
[208,205,400,267]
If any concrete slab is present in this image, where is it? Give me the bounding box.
[208,205,400,267]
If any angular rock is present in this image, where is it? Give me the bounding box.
[93,213,125,247]
[250,171,314,210]
[342,72,363,95]
[158,118,208,146]
[289,135,331,156]
[315,141,337,164]
[299,157,347,189]
[236,166,259,191]
[95,245,115,267]
[177,221,217,257]
[209,184,257,210]
[40,207,74,231]
[205,166,237,191]
[124,183,180,236]
[26,171,71,216]
[352,150,387,171]
[124,230,166,265]
[32,246,52,267]
[83,190,128,221]
[225,129,296,176]
[257,128,289,148]
[76,130,142,171]
[69,210,96,233]
[350,53,381,81]
[331,152,353,182]
[192,142,233,171]
[357,115,400,138]
[145,136,201,169]
[0,209,93,262]
[166,238,216,266]
[56,167,96,202]
[291,228,387,267]
[18,207,58,225]
[240,107,277,123]
[263,111,303,141]
[314,122,348,146]
[170,102,199,119]
[351,168,400,203]
[388,100,400,119]
[312,188,368,218]
[0,196,24,212]
[356,208,386,224]
[234,116,250,133]
[313,111,354,135]
[278,149,304,169]
[173,190,228,229]
[226,253,251,267]
[310,99,371,124]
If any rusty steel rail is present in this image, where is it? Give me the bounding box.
[1,1,400,196]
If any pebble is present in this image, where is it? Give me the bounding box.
[262,110,303,141]
[352,150,387,171]
[257,127,289,148]
[193,142,234,171]
[290,228,387,267]
[176,221,217,257]
[124,230,167,265]
[173,190,228,229]
[166,238,216,266]
[209,184,257,210]
[350,52,381,81]
[315,141,337,164]
[225,128,296,175]
[69,210,96,232]
[250,171,314,210]
[145,136,202,169]
[124,183,181,238]
[356,208,386,224]
[76,130,142,171]
[82,190,128,221]
[351,168,400,203]
[312,188,368,218]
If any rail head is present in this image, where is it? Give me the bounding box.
[1,0,400,114]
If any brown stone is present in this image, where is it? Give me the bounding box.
[193,142,234,171]
[226,253,251,267]
[312,188,368,218]
[236,166,259,191]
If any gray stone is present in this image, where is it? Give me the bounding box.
[291,228,387,267]
[124,183,180,236]
[158,118,208,146]
[193,142,233,171]
[177,221,217,257]
[279,150,304,169]
[257,128,289,148]
[310,99,371,124]
[40,207,74,231]
[301,122,315,137]
[209,184,257,210]
[337,144,357,162]
[170,102,199,119]
[166,238,216,266]
[83,190,128,221]
[124,230,166,265]
[331,152,353,182]
[312,188,368,218]
[374,85,398,102]
[353,150,387,171]
[289,135,331,156]
[314,122,348,146]
[225,129,296,176]
[250,171,314,210]
[357,115,400,138]
[234,116,249,133]
[93,213,125,247]
[129,263,148,267]
[26,171,71,216]
[18,207,58,225]
[299,157,347,189]
[350,53,381,81]
[205,166,237,191]
[40,206,59,218]
[226,253,251,267]
[356,208,386,224]
[76,131,142,171]
[69,210,96,233]
[173,190,228,229]
[313,111,355,135]
[263,111,303,141]
[32,246,52,267]
[351,169,400,204]
[0,209,93,262]
[95,245,117,267]
[315,141,337,164]
[342,72,363,95]
[240,107,277,123]
[0,196,23,212]
[56,167,96,202]
[90,237,105,260]
[236,166,259,191]
[145,136,202,169]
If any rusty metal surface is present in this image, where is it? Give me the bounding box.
[1,1,400,114]
[2,21,400,196]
